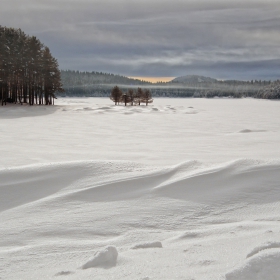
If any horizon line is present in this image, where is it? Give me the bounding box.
[128,76,176,83]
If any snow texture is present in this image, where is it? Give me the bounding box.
[54,271,74,276]
[81,246,118,269]
[246,241,280,258]
[131,241,162,249]
[225,250,280,280]
[1,98,280,279]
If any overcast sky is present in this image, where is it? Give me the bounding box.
[2,0,280,80]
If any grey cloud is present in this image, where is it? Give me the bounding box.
[1,0,280,79]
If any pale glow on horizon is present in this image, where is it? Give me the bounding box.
[129,76,175,83]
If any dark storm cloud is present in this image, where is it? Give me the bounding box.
[1,0,280,79]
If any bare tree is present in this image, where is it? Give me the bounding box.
[110,86,122,105]
[141,89,153,106]
[134,87,143,105]
[120,91,129,106]
[127,89,135,106]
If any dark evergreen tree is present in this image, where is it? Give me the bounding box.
[120,92,129,106]
[141,89,153,105]
[127,89,135,106]
[257,81,280,99]
[110,86,122,105]
[135,87,143,105]
[0,25,63,106]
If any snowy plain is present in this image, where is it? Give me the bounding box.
[1,97,280,279]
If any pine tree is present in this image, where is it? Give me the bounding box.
[141,89,153,106]
[127,89,135,106]
[257,81,280,99]
[135,87,143,105]
[110,86,122,105]
[120,92,129,106]
[0,25,64,106]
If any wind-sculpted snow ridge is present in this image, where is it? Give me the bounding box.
[225,250,280,280]
[152,159,280,204]
[1,159,280,212]
[80,246,118,269]
[246,241,280,258]
[0,160,154,212]
[226,241,280,279]
[1,159,280,279]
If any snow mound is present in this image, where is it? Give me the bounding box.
[54,271,74,276]
[246,242,280,258]
[81,246,118,269]
[179,231,200,239]
[225,250,280,280]
[238,129,266,133]
[131,241,162,249]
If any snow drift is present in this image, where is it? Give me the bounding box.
[225,250,280,280]
[131,241,162,249]
[81,246,118,269]
[1,98,280,279]
[1,159,280,279]
[1,159,280,213]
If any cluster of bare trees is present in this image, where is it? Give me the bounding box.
[110,86,153,106]
[0,26,63,106]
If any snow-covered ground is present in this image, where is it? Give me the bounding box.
[1,97,280,279]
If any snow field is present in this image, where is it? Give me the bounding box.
[1,97,280,167]
[1,98,280,279]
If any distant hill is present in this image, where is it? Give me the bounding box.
[171,75,218,84]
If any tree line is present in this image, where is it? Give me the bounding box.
[110,86,153,106]
[61,70,151,87]
[0,26,63,106]
[256,80,280,99]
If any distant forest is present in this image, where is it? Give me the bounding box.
[60,70,279,99]
[61,70,151,86]
[0,26,63,106]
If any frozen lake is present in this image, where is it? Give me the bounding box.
[1,97,280,167]
[1,97,280,279]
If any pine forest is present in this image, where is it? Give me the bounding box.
[0,26,63,106]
